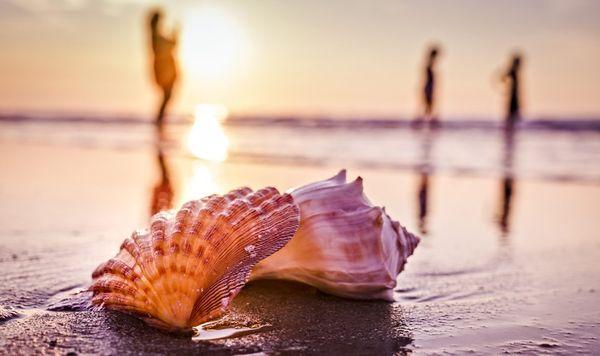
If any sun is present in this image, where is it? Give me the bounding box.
[180,7,245,82]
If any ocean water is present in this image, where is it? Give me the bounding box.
[1,114,600,183]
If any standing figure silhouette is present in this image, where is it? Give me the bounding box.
[419,45,441,126]
[149,9,179,134]
[503,53,522,130]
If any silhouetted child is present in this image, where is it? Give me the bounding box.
[503,53,522,129]
[418,45,441,126]
[149,9,178,133]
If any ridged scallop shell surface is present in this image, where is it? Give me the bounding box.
[90,187,300,332]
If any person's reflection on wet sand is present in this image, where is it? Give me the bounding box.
[148,8,179,136]
[416,128,435,234]
[150,145,174,216]
[502,52,522,130]
[497,131,517,235]
[417,173,429,234]
[499,176,514,234]
[415,45,441,128]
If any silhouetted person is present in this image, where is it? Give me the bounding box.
[417,45,441,126]
[497,131,516,235]
[149,9,178,134]
[502,53,522,130]
[150,145,174,216]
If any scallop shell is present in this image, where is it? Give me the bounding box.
[90,187,300,332]
[251,170,420,301]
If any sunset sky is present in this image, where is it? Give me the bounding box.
[1,0,599,119]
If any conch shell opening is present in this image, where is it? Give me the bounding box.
[90,187,300,332]
[251,170,420,301]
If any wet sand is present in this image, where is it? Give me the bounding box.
[1,140,599,354]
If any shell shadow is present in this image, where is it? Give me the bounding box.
[36,280,413,354]
[223,280,413,354]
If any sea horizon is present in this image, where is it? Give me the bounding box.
[2,111,600,132]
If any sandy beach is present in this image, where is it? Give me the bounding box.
[1,120,599,354]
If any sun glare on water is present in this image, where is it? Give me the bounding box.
[186,104,230,162]
[181,164,220,204]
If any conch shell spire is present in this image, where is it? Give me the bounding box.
[252,170,420,301]
[90,187,300,332]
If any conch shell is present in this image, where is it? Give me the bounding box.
[251,170,420,301]
[90,187,300,332]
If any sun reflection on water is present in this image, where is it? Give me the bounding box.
[180,163,220,205]
[187,104,230,162]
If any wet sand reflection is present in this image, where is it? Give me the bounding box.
[150,142,174,216]
[416,128,435,235]
[497,131,517,236]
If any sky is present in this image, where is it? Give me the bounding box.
[1,0,600,119]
